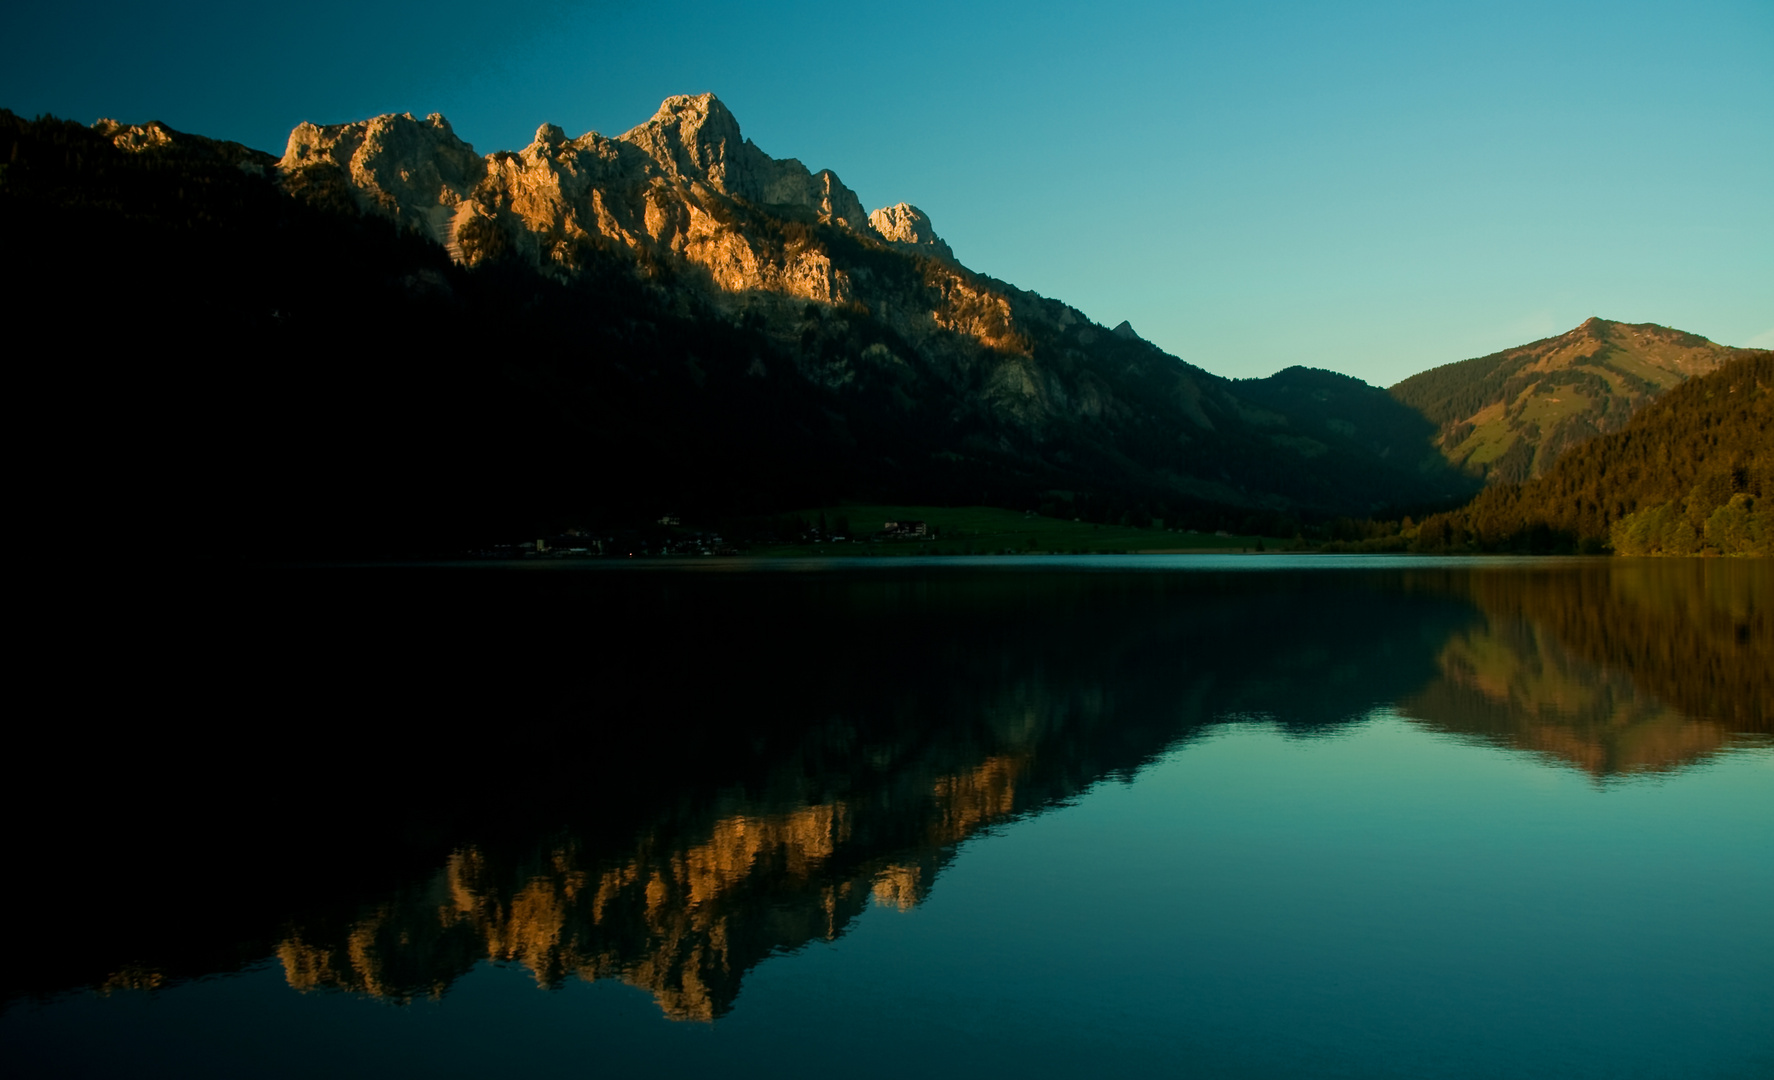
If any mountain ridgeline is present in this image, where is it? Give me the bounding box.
[3,98,1478,552]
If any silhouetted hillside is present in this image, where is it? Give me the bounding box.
[1235,365,1460,499]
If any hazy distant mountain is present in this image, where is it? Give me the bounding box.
[1390,318,1763,484]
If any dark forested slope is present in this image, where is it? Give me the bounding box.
[1236,365,1451,487]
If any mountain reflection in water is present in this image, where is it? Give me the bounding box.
[6,558,1767,1023]
[1403,560,1769,774]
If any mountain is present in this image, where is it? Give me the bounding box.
[2,98,1482,551]
[270,94,1477,518]
[1390,318,1764,484]
[1412,351,1772,553]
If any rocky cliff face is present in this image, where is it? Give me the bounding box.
[620,94,871,228]
[272,96,1137,425]
[277,94,932,312]
[868,202,954,260]
[280,112,485,248]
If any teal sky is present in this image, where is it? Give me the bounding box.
[5,0,1770,384]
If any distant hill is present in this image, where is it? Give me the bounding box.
[1413,352,1772,554]
[1390,318,1766,484]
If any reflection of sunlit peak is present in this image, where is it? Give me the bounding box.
[680,802,852,908]
[98,965,165,994]
[930,755,1024,842]
[276,937,334,992]
[871,864,924,911]
[446,847,487,914]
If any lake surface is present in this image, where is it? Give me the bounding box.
[4,556,1770,1078]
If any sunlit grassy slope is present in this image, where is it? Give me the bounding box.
[748,504,1292,555]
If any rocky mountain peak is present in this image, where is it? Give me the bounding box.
[270,94,966,270]
[867,203,953,261]
[1567,316,1612,342]
[264,94,984,320]
[617,93,868,229]
[280,112,485,232]
[94,118,174,152]
[618,93,745,189]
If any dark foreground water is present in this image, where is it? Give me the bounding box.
[4,556,1770,1078]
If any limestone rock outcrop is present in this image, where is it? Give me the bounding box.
[618,94,871,229]
[94,118,175,153]
[867,203,954,261]
[280,113,487,252]
[273,95,914,310]
[269,95,961,283]
[269,94,1018,369]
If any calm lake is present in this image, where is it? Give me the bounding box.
[4,556,1770,1078]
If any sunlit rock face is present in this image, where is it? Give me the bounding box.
[268,95,1054,367]
[94,118,176,152]
[619,94,872,229]
[867,202,954,261]
[280,113,487,249]
[272,94,950,314]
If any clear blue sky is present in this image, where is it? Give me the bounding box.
[6,0,1770,384]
